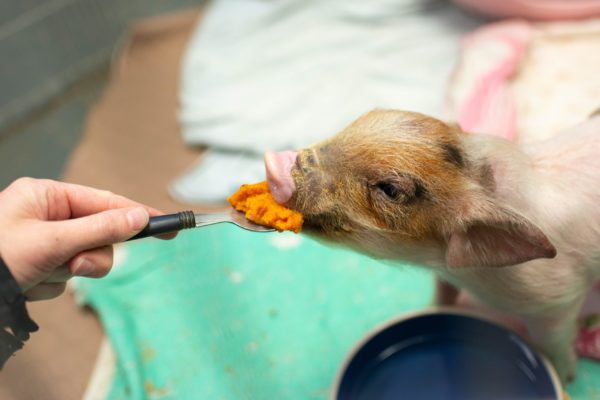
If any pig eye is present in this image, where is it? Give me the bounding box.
[371,175,426,203]
[376,182,402,200]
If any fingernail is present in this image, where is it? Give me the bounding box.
[73,259,95,277]
[127,207,148,231]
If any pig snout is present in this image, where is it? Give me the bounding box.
[264,151,297,204]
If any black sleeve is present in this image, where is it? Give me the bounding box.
[0,257,39,369]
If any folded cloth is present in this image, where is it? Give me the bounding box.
[74,226,435,399]
[175,0,482,202]
[446,17,600,361]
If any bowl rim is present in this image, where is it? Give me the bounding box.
[330,306,563,400]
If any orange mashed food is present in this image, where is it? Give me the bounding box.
[228,181,303,233]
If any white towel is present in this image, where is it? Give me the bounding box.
[174,0,482,203]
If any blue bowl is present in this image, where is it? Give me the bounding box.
[333,308,562,400]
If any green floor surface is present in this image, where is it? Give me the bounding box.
[74,225,600,399]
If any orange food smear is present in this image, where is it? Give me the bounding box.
[228,181,303,233]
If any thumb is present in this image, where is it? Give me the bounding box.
[53,207,149,254]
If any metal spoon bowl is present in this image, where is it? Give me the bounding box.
[195,209,275,232]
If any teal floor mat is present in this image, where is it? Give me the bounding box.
[75,225,600,399]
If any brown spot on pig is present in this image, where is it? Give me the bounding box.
[291,110,467,242]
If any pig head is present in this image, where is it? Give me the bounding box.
[265,109,600,383]
[266,109,555,268]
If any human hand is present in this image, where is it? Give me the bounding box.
[0,178,174,300]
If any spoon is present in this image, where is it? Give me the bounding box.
[127,209,275,241]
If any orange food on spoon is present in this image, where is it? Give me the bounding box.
[228,181,304,233]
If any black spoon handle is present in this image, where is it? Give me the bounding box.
[127,211,195,241]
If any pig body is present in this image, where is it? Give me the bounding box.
[265,110,600,382]
[439,118,600,382]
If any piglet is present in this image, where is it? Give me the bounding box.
[264,109,600,383]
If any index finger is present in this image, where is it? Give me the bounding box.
[58,182,165,218]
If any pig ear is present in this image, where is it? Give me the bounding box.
[446,205,556,268]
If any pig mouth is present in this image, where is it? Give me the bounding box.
[264,151,299,206]
[265,149,352,237]
[264,150,325,231]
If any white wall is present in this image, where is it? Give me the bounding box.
[0,0,202,132]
